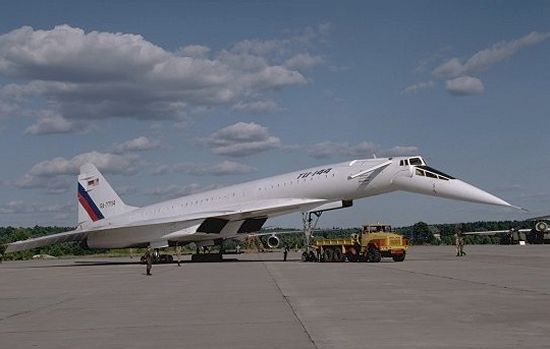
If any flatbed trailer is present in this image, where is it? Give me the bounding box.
[302,224,408,263]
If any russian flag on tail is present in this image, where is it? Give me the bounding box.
[77,183,104,222]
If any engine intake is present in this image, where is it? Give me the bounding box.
[266,234,280,248]
[535,221,548,232]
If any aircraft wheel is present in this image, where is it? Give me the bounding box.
[301,251,309,262]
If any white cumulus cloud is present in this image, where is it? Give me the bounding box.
[285,53,324,70]
[27,151,138,177]
[0,200,73,214]
[177,45,211,57]
[202,122,281,157]
[407,31,550,97]
[113,136,160,153]
[16,151,139,193]
[433,31,550,78]
[24,114,81,135]
[445,76,484,95]
[231,100,280,113]
[0,24,329,122]
[153,160,256,176]
[306,141,418,159]
[15,175,72,194]
[401,81,436,95]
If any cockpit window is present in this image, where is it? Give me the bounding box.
[409,157,423,166]
[425,171,437,179]
[415,169,425,176]
[416,166,455,180]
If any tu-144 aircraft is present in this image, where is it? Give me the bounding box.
[4,156,518,254]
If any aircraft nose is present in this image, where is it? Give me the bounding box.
[439,179,514,207]
[392,175,517,208]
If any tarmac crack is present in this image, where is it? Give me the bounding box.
[262,262,319,349]
[0,297,74,323]
[373,264,550,297]
[0,319,293,334]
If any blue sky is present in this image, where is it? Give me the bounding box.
[0,1,548,228]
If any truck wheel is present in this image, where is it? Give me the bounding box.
[323,249,333,263]
[333,249,343,262]
[301,251,309,262]
[373,250,382,263]
[308,251,317,262]
[367,247,381,263]
[392,252,406,262]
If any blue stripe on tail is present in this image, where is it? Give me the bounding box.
[77,183,104,220]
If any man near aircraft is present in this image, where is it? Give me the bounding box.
[175,243,182,267]
[455,232,466,256]
[144,246,153,275]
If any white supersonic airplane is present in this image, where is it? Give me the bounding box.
[4,156,517,254]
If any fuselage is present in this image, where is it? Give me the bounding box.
[92,158,392,228]
[5,155,516,252]
[83,156,513,249]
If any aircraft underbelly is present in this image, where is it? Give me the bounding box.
[86,221,200,248]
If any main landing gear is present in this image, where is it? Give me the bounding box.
[191,239,224,262]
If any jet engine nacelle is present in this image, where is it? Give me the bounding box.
[535,221,548,232]
[266,234,280,248]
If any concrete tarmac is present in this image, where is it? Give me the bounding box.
[1,245,549,349]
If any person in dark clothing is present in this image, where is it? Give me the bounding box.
[144,246,153,275]
[283,246,288,261]
[175,244,182,267]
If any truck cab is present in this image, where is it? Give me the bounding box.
[360,224,408,262]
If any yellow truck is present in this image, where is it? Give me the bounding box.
[303,224,408,263]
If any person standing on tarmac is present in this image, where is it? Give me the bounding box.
[455,232,466,256]
[459,234,466,256]
[283,246,288,261]
[144,246,153,275]
[175,243,182,267]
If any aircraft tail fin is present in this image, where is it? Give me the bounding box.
[77,163,137,225]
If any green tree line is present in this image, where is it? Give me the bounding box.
[0,226,101,260]
[399,220,531,245]
[0,220,534,259]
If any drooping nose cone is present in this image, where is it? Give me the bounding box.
[392,175,516,208]
[436,179,514,207]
